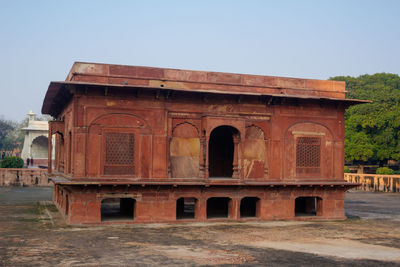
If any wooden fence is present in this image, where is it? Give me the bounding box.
[345,173,400,192]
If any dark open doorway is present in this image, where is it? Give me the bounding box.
[240,197,259,218]
[208,126,238,177]
[207,197,231,219]
[295,196,322,217]
[101,198,135,221]
[176,197,196,219]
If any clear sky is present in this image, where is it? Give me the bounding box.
[1,0,399,121]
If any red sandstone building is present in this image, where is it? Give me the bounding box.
[42,62,365,224]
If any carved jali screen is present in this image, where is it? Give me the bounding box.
[104,133,135,175]
[296,137,321,172]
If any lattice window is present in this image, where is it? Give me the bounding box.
[296,137,321,170]
[104,133,135,175]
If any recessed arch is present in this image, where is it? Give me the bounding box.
[86,112,151,177]
[284,121,334,140]
[56,134,65,172]
[31,135,49,159]
[245,124,266,140]
[172,122,200,137]
[243,125,266,179]
[55,131,64,138]
[88,112,151,130]
[208,125,240,178]
[284,121,335,179]
[170,122,200,178]
[31,134,48,143]
[208,123,242,138]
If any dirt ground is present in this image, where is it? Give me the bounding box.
[1,188,400,266]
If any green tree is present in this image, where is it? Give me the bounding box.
[0,118,16,150]
[330,73,400,164]
[376,167,394,175]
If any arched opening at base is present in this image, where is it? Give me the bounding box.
[240,197,260,218]
[176,197,197,219]
[295,197,322,217]
[101,198,135,221]
[207,197,231,219]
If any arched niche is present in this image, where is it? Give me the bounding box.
[87,113,151,177]
[31,135,49,159]
[284,122,334,179]
[55,133,65,172]
[89,113,150,130]
[170,123,200,178]
[243,125,266,179]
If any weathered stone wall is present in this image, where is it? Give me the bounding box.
[0,168,51,186]
[54,184,346,224]
[345,173,400,192]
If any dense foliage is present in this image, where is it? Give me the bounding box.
[376,167,394,175]
[0,156,24,168]
[330,73,400,164]
[0,119,21,150]
[0,115,52,151]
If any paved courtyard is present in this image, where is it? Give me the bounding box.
[0,187,400,266]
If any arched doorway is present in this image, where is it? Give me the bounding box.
[208,126,239,178]
[31,135,49,159]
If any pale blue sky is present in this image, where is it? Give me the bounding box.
[1,0,399,121]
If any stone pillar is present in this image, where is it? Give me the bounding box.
[204,135,209,180]
[232,136,240,179]
[229,198,239,219]
[197,196,207,221]
[199,136,206,179]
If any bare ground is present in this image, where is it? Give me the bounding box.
[0,188,400,266]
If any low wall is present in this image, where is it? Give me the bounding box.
[0,168,51,187]
[345,173,400,193]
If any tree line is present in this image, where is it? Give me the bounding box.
[0,118,25,151]
[330,73,400,167]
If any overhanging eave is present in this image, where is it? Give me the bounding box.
[41,81,370,117]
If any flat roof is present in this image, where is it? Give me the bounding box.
[42,62,368,117]
[67,62,346,92]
